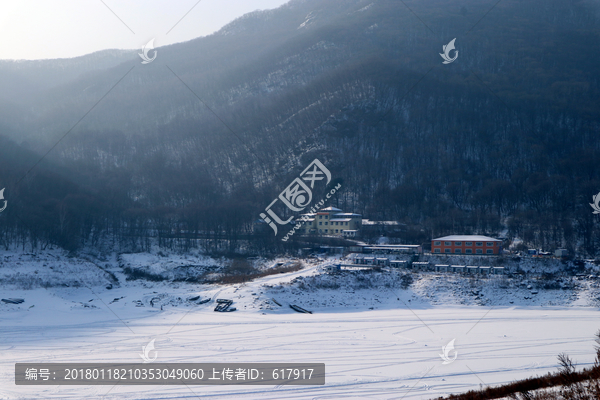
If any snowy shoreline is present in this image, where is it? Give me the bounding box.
[1,249,599,399]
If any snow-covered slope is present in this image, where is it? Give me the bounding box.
[1,250,599,399]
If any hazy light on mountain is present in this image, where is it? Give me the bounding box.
[0,0,289,60]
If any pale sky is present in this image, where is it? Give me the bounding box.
[0,0,290,60]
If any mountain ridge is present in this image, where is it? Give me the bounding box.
[0,0,599,254]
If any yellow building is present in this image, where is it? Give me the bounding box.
[296,206,362,237]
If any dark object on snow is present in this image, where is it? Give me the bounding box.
[290,304,312,314]
[214,299,234,312]
[271,298,282,307]
[188,296,200,301]
[2,298,24,304]
[150,297,160,307]
[198,298,210,304]
[106,284,113,290]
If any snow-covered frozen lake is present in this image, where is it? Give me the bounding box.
[1,278,599,399]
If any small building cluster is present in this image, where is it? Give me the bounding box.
[344,257,504,275]
[352,256,409,268]
[411,263,505,275]
[257,207,569,260]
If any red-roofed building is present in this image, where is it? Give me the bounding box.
[431,235,502,255]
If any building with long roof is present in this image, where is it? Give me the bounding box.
[431,235,502,255]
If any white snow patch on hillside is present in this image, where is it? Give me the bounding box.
[357,3,375,12]
[298,11,316,29]
[0,249,112,289]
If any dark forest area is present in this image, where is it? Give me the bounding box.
[0,0,599,255]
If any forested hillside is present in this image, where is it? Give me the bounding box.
[0,0,599,254]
